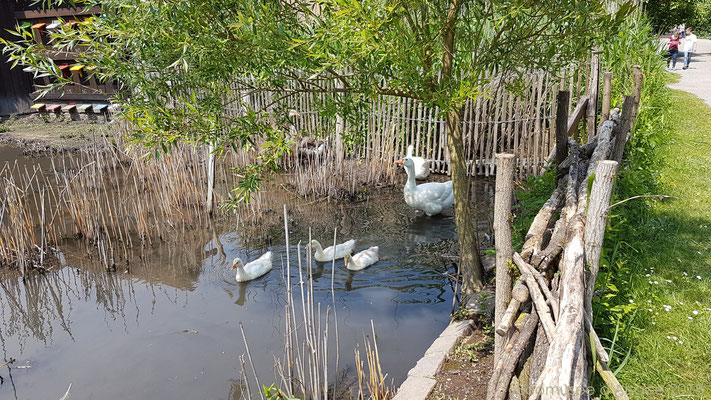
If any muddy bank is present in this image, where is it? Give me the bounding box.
[0,116,110,154]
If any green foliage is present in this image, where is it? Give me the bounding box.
[511,169,556,251]
[262,384,300,400]
[645,0,711,36]
[594,13,670,345]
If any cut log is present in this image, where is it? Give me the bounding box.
[513,253,556,341]
[531,215,586,400]
[584,161,618,316]
[496,281,530,336]
[494,311,540,400]
[494,153,516,364]
[517,257,560,321]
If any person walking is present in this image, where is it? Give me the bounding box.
[666,31,681,70]
[682,27,698,70]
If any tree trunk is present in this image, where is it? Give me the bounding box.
[447,107,484,293]
[441,0,484,294]
[494,153,515,363]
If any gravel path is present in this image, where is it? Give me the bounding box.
[668,38,711,107]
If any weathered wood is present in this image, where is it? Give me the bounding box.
[509,375,523,400]
[631,65,643,126]
[494,153,516,364]
[531,216,586,400]
[596,360,630,400]
[527,323,549,396]
[584,160,618,317]
[567,95,589,140]
[517,258,559,321]
[611,95,636,164]
[555,91,571,170]
[601,72,612,122]
[494,311,540,400]
[586,53,600,142]
[206,145,216,215]
[488,315,524,400]
[496,281,530,336]
[513,253,556,341]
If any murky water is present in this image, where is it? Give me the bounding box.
[0,146,493,400]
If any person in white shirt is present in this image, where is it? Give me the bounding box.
[682,27,698,70]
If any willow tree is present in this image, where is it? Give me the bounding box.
[2,0,631,294]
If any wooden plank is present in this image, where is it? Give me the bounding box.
[14,6,102,19]
[586,52,601,142]
[567,95,589,139]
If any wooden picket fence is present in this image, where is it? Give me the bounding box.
[227,56,599,181]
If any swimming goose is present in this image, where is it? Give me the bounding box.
[406,145,431,180]
[309,239,355,262]
[231,252,273,282]
[396,157,453,216]
[344,246,380,271]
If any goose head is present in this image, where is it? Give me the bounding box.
[344,253,354,267]
[396,157,416,171]
[308,240,323,253]
[406,145,414,157]
[231,257,244,270]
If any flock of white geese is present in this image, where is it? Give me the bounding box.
[231,145,453,282]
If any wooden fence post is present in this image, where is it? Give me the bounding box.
[631,65,643,126]
[494,153,515,365]
[601,71,613,122]
[584,160,618,317]
[334,77,346,169]
[555,91,570,174]
[206,144,216,215]
[586,52,601,142]
[611,95,636,164]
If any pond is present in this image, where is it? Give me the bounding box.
[0,146,493,400]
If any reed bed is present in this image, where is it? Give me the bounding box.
[0,126,267,273]
[239,206,392,400]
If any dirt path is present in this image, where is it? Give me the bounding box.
[668,38,711,107]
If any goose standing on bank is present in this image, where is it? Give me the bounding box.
[231,252,273,282]
[309,239,356,262]
[344,246,380,271]
[396,157,453,216]
[406,145,431,180]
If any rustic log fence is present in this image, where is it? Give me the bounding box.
[228,58,599,182]
[488,65,642,400]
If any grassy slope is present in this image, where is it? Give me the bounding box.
[612,89,711,399]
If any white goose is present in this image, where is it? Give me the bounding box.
[396,157,454,216]
[406,145,431,180]
[309,239,355,262]
[344,246,380,271]
[231,252,273,282]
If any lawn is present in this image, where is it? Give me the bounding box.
[606,88,711,399]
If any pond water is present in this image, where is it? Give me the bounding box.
[0,146,493,400]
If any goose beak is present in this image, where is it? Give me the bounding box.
[396,159,404,165]
[231,263,237,270]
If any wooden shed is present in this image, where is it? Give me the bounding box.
[0,0,113,116]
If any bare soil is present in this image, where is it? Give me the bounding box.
[0,115,111,153]
[427,326,494,400]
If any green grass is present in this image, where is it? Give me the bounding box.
[603,89,711,399]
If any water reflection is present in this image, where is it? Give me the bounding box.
[0,181,493,400]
